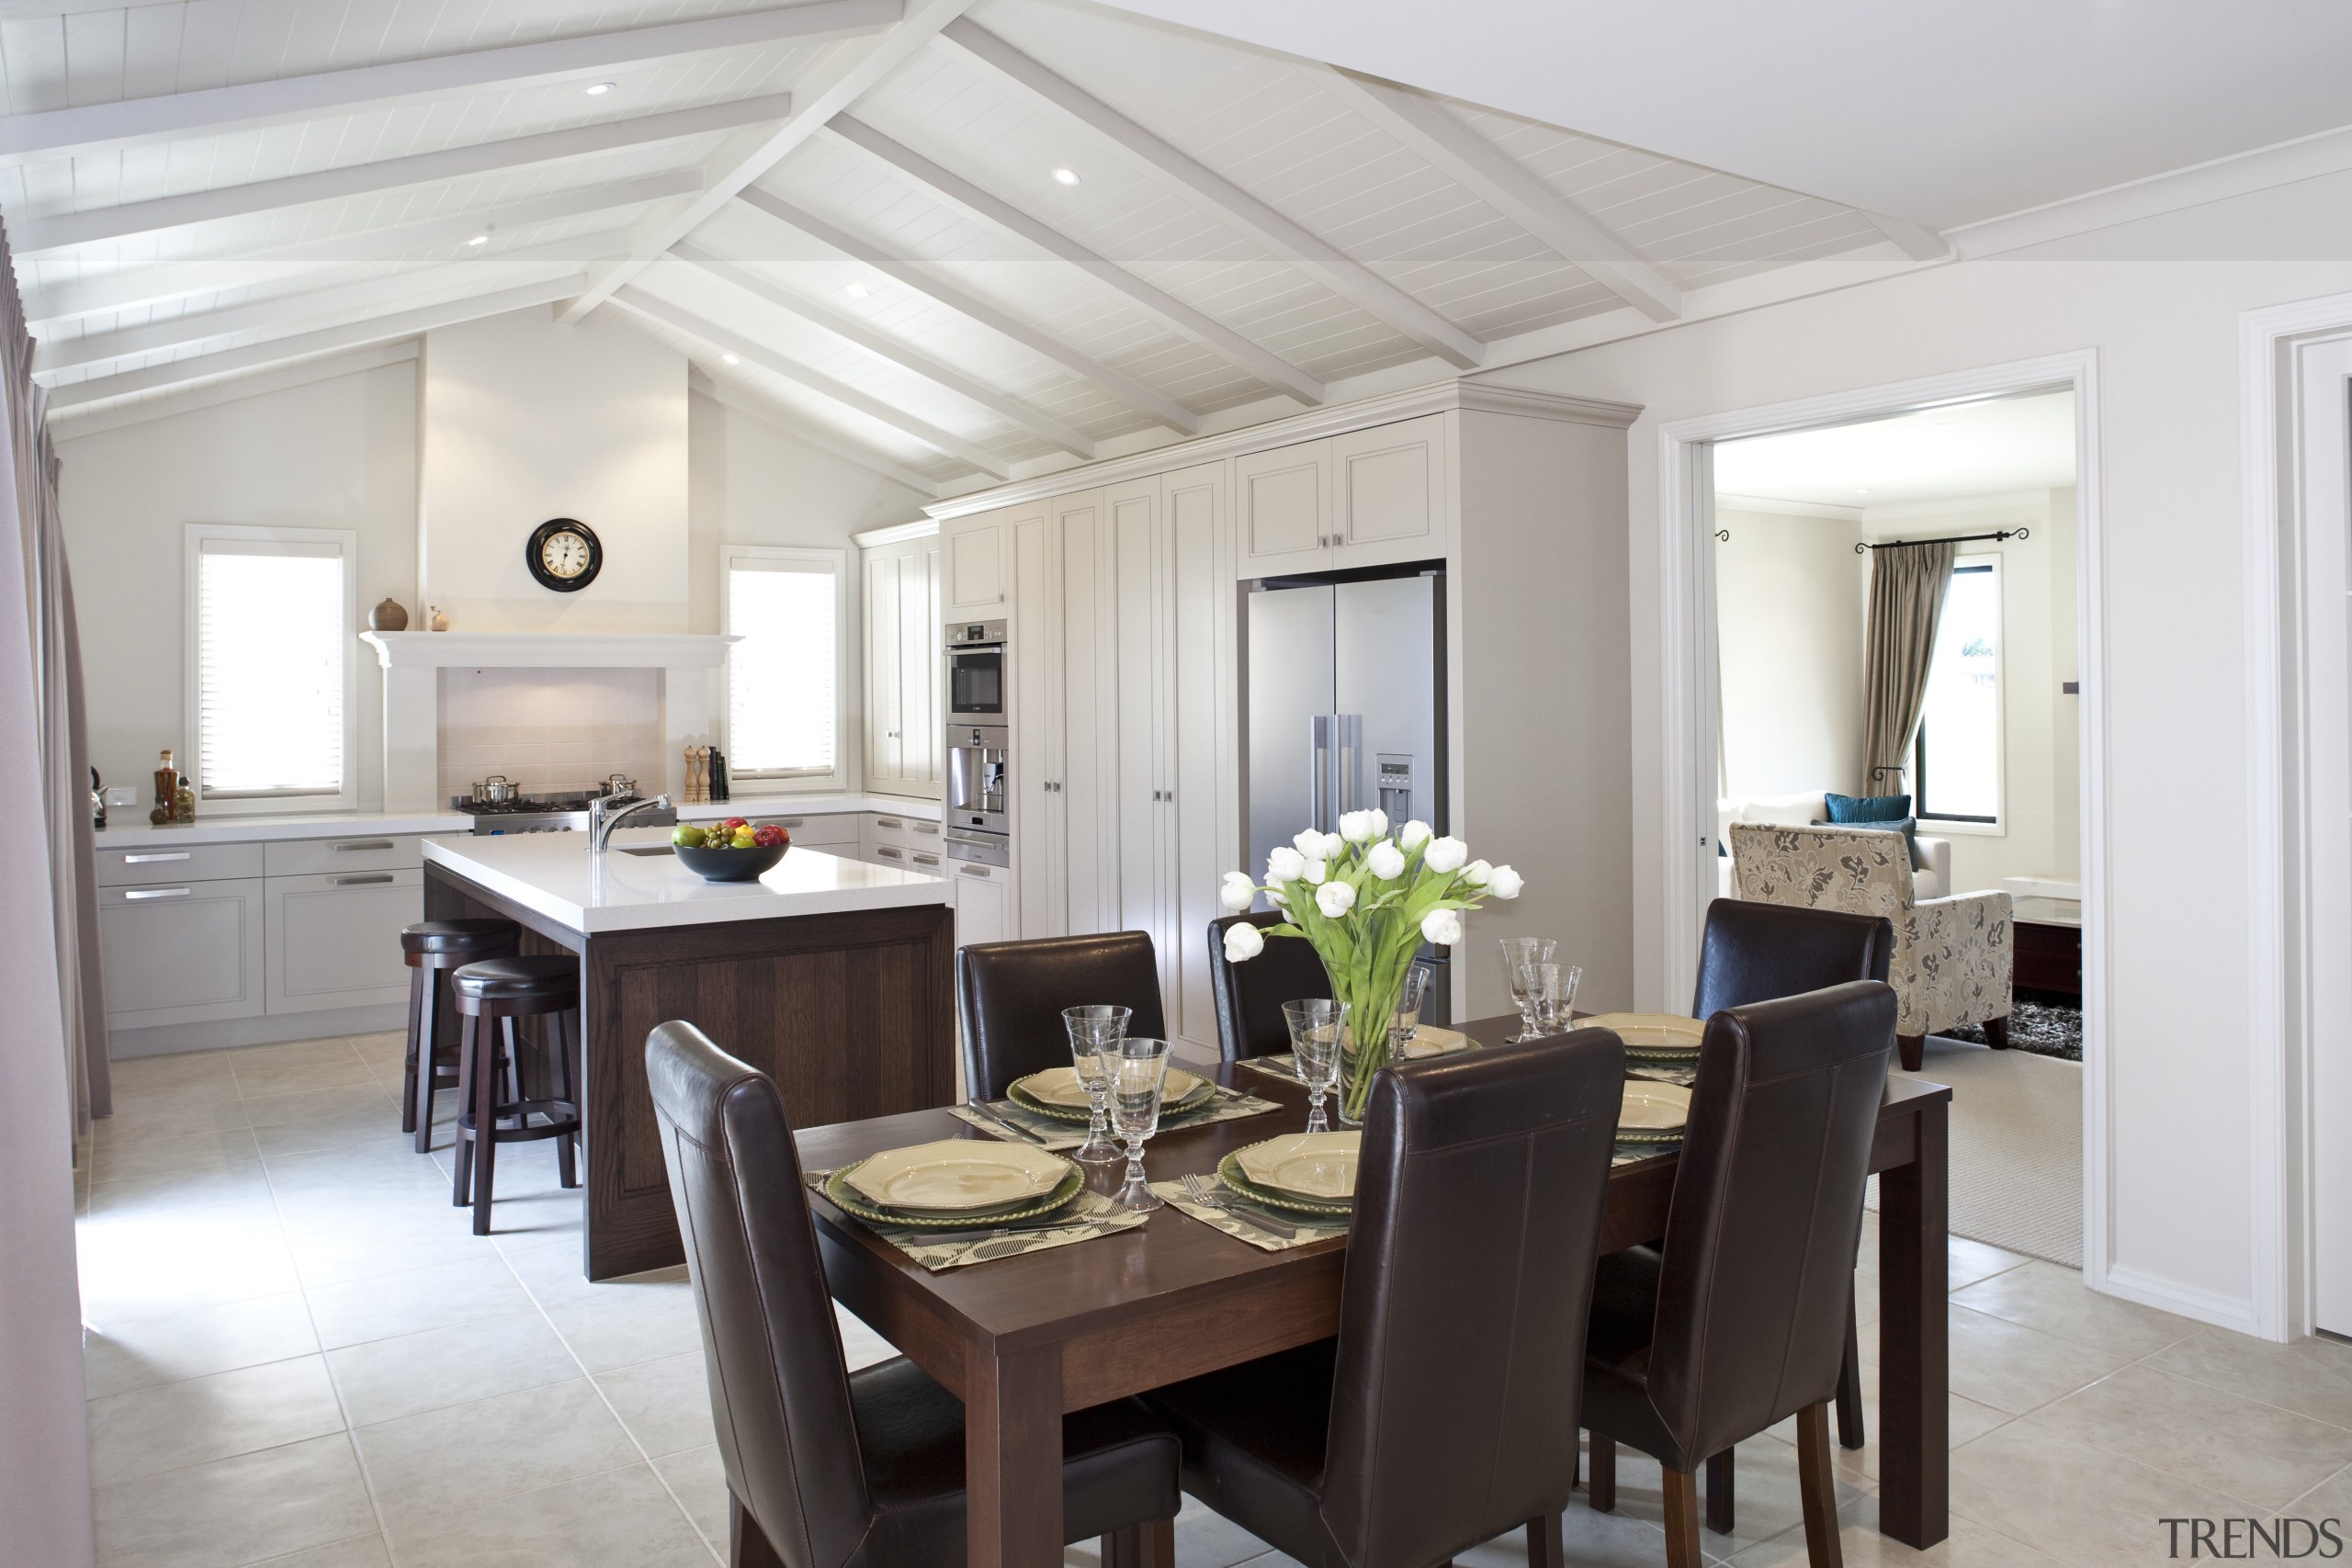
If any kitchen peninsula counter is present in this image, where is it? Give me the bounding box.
[423,828,956,1279]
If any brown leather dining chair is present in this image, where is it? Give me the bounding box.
[644,1021,1182,1568]
[1582,981,1897,1568]
[1688,898,1891,1527]
[1207,911,1334,1061]
[957,931,1168,1100]
[1147,1032,1629,1568]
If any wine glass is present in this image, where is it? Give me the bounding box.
[1106,1036,1174,1211]
[1499,937,1555,1041]
[1283,998,1348,1134]
[1390,964,1433,1056]
[1063,1004,1131,1166]
[1532,963,1583,1035]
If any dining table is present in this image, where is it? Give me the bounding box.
[795,1014,1953,1568]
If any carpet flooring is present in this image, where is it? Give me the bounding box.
[1878,1035,2085,1269]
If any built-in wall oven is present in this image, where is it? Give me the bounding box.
[945,620,1007,722]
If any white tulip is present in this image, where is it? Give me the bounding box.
[1219,872,1257,911]
[1424,836,1469,874]
[1365,840,1407,880]
[1222,920,1266,962]
[1399,819,1433,852]
[1293,829,1326,858]
[1421,908,1464,945]
[1267,846,1306,883]
[1302,858,1329,886]
[1316,880,1357,919]
[1321,831,1347,860]
[1339,809,1377,843]
[1368,808,1388,837]
[1488,864,1524,899]
[1269,886,1290,907]
[1463,859,1493,886]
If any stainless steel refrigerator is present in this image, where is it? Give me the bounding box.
[1246,570,1449,1012]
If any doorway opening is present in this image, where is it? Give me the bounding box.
[1707,389,2087,1267]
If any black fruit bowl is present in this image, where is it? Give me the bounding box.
[674,841,787,882]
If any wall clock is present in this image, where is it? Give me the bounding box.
[526,517,602,592]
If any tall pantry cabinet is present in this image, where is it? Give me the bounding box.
[857,523,943,798]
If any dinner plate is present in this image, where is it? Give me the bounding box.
[825,1163,1087,1230]
[1577,1012,1706,1051]
[1216,1152,1353,1217]
[1016,1064,1203,1110]
[841,1140,1073,1214]
[1010,1068,1214,1122]
[1231,1132,1362,1202]
[1620,1081,1692,1133]
[1397,1025,1472,1060]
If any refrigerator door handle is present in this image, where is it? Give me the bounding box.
[1335,714,1363,818]
[1310,715,1334,834]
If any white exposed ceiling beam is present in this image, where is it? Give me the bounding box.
[0,0,896,168]
[1320,68,1684,324]
[938,18,1484,369]
[35,238,617,379]
[44,275,585,412]
[558,0,977,326]
[611,284,1011,479]
[671,242,1095,458]
[732,187,1198,434]
[686,366,943,498]
[1859,209,1951,261]
[24,170,695,325]
[825,116,1326,407]
[13,94,787,254]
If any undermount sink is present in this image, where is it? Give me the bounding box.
[614,845,675,857]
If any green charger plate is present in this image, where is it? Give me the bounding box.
[1008,1073,1216,1123]
[824,1160,1085,1229]
[1216,1150,1354,1217]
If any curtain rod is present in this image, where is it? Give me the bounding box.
[1853,526,2027,555]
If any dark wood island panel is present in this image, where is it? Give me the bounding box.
[425,863,957,1280]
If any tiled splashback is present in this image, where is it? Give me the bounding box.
[437,666,668,802]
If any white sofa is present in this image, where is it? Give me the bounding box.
[1715,791,1950,900]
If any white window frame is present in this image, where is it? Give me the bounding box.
[722,545,850,794]
[1912,551,2007,835]
[183,523,360,815]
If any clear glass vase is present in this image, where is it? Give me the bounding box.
[1336,964,1430,1125]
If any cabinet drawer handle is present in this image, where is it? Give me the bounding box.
[123,887,191,899]
[912,852,941,867]
[330,874,397,886]
[122,852,190,863]
[913,821,939,835]
[332,840,395,852]
[876,818,903,829]
[958,864,991,880]
[780,818,806,827]
[876,846,905,860]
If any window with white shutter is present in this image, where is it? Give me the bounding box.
[185,526,358,811]
[725,547,846,786]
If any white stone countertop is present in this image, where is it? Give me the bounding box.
[423,824,949,934]
[673,795,940,822]
[94,809,473,848]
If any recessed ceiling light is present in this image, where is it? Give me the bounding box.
[722,353,740,366]
[1051,166,1080,186]
[466,234,489,246]
[844,282,870,299]
[583,82,616,96]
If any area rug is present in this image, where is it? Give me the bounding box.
[1873,1038,2084,1269]
[1939,998,2082,1062]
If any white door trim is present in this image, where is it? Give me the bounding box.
[1653,350,2122,1303]
[2242,290,2352,1343]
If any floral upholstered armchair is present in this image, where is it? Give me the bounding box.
[1727,822,2012,1072]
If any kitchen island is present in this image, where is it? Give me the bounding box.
[422,826,955,1279]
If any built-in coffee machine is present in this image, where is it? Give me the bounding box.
[945,722,1008,836]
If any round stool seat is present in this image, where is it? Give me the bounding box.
[450,954,579,1010]
[402,919,519,963]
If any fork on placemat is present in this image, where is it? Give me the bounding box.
[1180,1172,1302,1239]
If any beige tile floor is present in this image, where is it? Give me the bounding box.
[74,1032,2352,1567]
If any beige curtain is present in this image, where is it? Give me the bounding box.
[1860,540,1957,793]
[0,213,97,1563]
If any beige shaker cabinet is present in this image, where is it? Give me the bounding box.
[265,868,421,1014]
[943,506,1012,615]
[97,876,267,1028]
[860,526,943,798]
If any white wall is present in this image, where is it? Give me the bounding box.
[55,361,419,812]
[1713,504,1866,798]
[418,310,688,634]
[1483,165,2352,1328]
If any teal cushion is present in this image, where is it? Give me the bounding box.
[1825,791,1912,823]
[1815,816,1924,871]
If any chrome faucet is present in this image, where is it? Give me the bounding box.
[591,792,673,855]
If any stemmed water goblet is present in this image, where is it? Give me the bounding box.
[1499,937,1556,1041]
[1532,962,1582,1035]
[1389,964,1433,1058]
[1105,1036,1174,1211]
[1063,1004,1131,1166]
[1283,998,1348,1134]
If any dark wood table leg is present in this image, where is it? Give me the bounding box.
[1876,1098,1949,1548]
[967,1343,1064,1568]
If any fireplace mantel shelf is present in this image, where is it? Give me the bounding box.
[360,631,739,671]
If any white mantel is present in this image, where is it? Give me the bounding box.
[361,631,738,812]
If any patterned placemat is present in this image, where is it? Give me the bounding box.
[1613,1138,1681,1165]
[948,1086,1281,1152]
[804,1170,1148,1271]
[1152,1175,1350,1251]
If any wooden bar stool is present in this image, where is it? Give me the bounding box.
[401,919,520,1153]
[448,954,582,1237]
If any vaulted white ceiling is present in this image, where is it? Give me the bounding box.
[0,0,2224,495]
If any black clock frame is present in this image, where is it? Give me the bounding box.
[526,517,603,592]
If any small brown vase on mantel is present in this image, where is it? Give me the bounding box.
[368,597,410,632]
